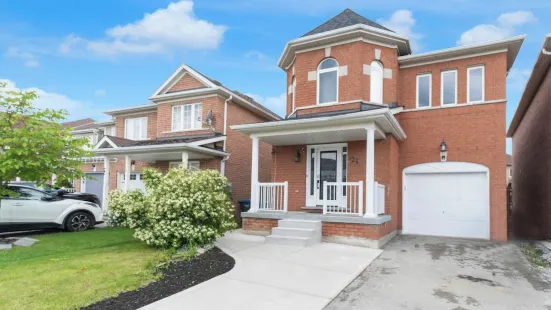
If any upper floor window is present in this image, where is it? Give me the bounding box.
[125,117,148,140]
[441,70,457,105]
[416,73,432,108]
[104,125,116,136]
[172,103,202,131]
[468,66,485,103]
[370,61,383,104]
[317,58,338,104]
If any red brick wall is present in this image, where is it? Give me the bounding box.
[512,67,551,239]
[168,73,206,92]
[272,145,307,211]
[286,41,398,116]
[398,52,507,109]
[226,101,273,218]
[115,111,158,140]
[156,96,224,138]
[323,221,394,239]
[242,218,279,232]
[396,103,508,240]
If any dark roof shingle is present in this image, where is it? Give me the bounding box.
[62,118,96,129]
[303,9,393,37]
[101,133,224,149]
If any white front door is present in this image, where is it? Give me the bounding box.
[118,173,147,192]
[306,144,347,207]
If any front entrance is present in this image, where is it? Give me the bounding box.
[306,144,347,207]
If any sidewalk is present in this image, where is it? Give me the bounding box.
[141,230,382,310]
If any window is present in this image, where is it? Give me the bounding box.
[309,149,315,195]
[169,161,201,171]
[172,103,202,131]
[416,74,432,108]
[8,187,44,200]
[342,147,347,195]
[125,117,148,140]
[441,70,457,105]
[291,76,296,111]
[370,61,383,104]
[317,58,339,104]
[468,66,485,103]
[104,126,115,136]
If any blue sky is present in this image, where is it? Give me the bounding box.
[1,0,550,153]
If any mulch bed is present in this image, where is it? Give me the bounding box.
[81,247,235,310]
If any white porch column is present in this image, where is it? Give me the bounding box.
[124,155,131,193]
[102,157,110,211]
[181,151,189,169]
[364,127,376,217]
[250,136,259,212]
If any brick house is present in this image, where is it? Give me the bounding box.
[507,34,551,239]
[233,9,524,247]
[75,65,279,216]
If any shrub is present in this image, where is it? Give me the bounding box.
[108,167,237,248]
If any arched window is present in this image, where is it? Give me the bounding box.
[317,58,339,104]
[370,61,383,104]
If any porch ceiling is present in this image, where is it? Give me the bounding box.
[119,150,217,163]
[259,126,385,145]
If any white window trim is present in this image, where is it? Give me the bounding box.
[292,77,296,112]
[316,59,339,105]
[370,61,384,104]
[171,103,203,131]
[467,65,485,103]
[440,70,458,106]
[124,117,148,141]
[416,73,432,109]
[169,160,201,169]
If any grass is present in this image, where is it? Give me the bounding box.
[0,228,173,310]
[521,243,551,269]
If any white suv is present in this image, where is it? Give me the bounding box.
[0,185,104,233]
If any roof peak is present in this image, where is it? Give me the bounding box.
[302,8,394,37]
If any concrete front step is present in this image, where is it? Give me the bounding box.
[265,235,316,247]
[272,227,316,238]
[278,219,322,230]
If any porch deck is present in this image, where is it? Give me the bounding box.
[241,211,390,225]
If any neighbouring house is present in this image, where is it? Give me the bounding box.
[233,9,523,247]
[75,65,279,219]
[507,34,551,239]
[506,154,512,184]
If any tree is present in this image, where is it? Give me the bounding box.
[0,81,92,195]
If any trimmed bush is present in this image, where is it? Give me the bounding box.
[108,167,237,248]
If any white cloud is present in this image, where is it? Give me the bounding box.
[245,50,268,61]
[59,1,227,57]
[94,89,106,96]
[246,93,286,117]
[378,10,423,51]
[507,68,532,91]
[457,11,536,45]
[0,79,103,121]
[5,47,40,67]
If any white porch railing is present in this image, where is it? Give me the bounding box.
[258,182,288,212]
[374,182,385,215]
[323,181,363,216]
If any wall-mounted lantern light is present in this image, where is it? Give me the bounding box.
[131,160,136,171]
[440,140,448,162]
[294,150,301,163]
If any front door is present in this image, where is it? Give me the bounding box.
[306,144,347,207]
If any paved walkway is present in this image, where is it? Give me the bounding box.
[326,235,551,309]
[141,230,382,310]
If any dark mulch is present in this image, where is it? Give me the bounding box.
[81,247,235,310]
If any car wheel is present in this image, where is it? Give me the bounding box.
[65,212,95,232]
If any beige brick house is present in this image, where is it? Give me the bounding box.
[233,9,523,247]
[75,65,279,216]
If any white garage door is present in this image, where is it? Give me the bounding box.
[117,172,146,192]
[403,162,490,239]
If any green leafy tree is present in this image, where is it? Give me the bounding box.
[0,81,92,195]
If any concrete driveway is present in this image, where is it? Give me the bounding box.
[326,235,551,310]
[142,230,382,310]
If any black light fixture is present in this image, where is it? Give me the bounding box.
[294,150,301,162]
[440,140,448,162]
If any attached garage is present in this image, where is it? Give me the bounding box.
[82,172,105,203]
[403,162,490,239]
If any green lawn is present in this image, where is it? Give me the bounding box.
[0,228,169,310]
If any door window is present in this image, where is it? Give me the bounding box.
[319,151,338,200]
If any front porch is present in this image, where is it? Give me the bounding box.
[232,106,406,247]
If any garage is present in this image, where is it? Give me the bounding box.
[117,172,146,192]
[82,172,105,203]
[403,162,490,239]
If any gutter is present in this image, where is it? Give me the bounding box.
[221,95,233,176]
[94,141,228,157]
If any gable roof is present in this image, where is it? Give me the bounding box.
[507,34,551,137]
[62,118,96,129]
[149,64,281,121]
[303,9,393,37]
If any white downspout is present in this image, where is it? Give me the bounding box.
[220,95,233,176]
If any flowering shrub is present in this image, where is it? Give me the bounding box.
[108,167,237,248]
